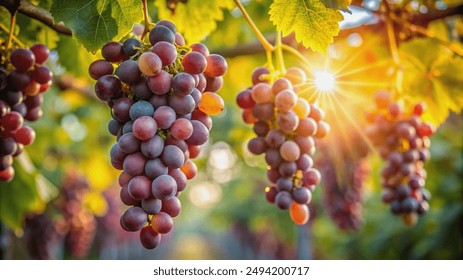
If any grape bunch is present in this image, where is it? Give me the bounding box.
[236,67,330,225]
[88,20,227,249]
[0,44,52,182]
[57,172,97,258]
[319,157,369,230]
[366,90,434,225]
[24,213,60,260]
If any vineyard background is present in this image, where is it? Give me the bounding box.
[0,0,462,260]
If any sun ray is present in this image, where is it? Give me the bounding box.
[335,59,391,79]
[330,96,379,154]
[336,80,390,87]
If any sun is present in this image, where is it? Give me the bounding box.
[314,70,336,92]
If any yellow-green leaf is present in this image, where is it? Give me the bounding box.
[400,38,463,126]
[36,26,60,50]
[269,0,344,53]
[50,0,143,52]
[321,0,352,13]
[155,0,234,44]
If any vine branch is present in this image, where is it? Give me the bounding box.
[140,0,151,40]
[15,0,72,35]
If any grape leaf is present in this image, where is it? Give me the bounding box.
[154,0,234,44]
[400,38,463,126]
[321,0,352,13]
[269,0,344,53]
[0,155,57,231]
[50,0,143,52]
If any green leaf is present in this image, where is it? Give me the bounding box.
[0,155,57,231]
[321,0,352,13]
[269,0,344,53]
[154,0,234,44]
[50,0,143,52]
[400,38,463,126]
[57,35,98,78]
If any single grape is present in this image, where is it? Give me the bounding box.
[285,67,306,85]
[118,132,141,154]
[168,94,195,115]
[292,187,312,204]
[279,141,300,162]
[182,51,207,75]
[13,126,36,145]
[133,116,157,141]
[142,196,163,215]
[153,105,176,129]
[161,145,185,169]
[275,191,293,210]
[198,92,224,116]
[129,100,154,120]
[121,207,147,231]
[289,202,309,224]
[128,175,152,200]
[30,44,49,64]
[185,120,208,146]
[252,67,269,85]
[251,83,273,104]
[30,66,53,85]
[112,98,134,122]
[170,118,193,140]
[152,41,177,66]
[149,25,175,45]
[123,38,141,56]
[138,52,162,77]
[275,90,297,112]
[172,72,195,96]
[94,75,122,102]
[147,70,172,95]
[102,42,128,63]
[139,226,161,249]
[204,54,228,77]
[152,174,177,200]
[115,60,141,84]
[150,212,174,234]
[204,76,223,92]
[123,152,147,176]
[272,78,292,95]
[141,135,164,158]
[161,196,181,217]
[236,89,255,109]
[156,20,176,33]
[276,177,293,192]
[89,60,114,80]
[7,71,30,91]
[1,111,23,131]
[10,48,35,71]
[190,43,210,57]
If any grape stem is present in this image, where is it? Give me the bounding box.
[275,31,286,74]
[6,11,17,49]
[389,13,463,57]
[280,44,312,74]
[140,0,152,41]
[0,23,25,48]
[232,0,274,53]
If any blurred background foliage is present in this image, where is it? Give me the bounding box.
[0,0,462,259]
